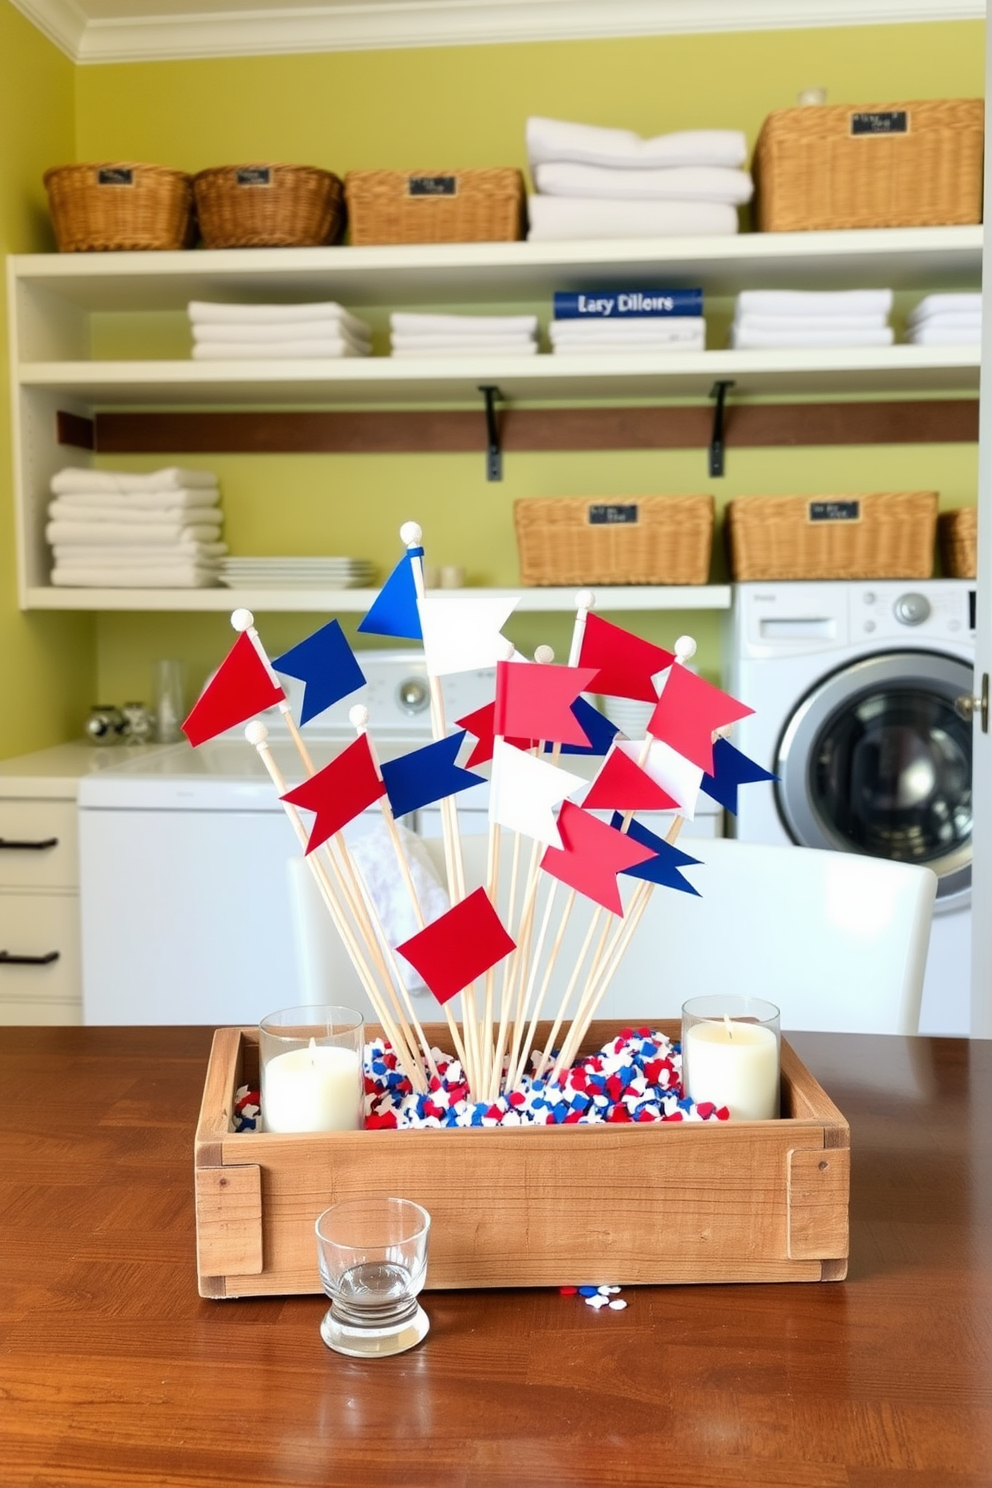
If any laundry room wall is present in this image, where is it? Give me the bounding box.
[0,3,95,758]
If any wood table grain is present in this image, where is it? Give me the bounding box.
[2,1026,990,1488]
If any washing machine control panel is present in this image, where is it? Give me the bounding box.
[892,592,932,626]
[857,584,970,640]
[734,580,974,656]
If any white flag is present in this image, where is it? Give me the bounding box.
[418,594,519,677]
[489,739,586,847]
[618,737,703,819]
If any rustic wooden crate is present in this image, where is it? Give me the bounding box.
[194,1022,849,1298]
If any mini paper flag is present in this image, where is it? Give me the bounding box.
[357,549,423,640]
[454,700,534,767]
[380,731,485,818]
[418,594,519,676]
[539,800,656,915]
[609,813,702,894]
[577,613,675,703]
[182,631,285,747]
[581,746,679,812]
[489,739,587,847]
[494,660,599,746]
[549,695,620,757]
[281,734,386,853]
[272,620,366,726]
[618,738,703,819]
[395,887,516,1006]
[702,737,778,815]
[647,665,754,774]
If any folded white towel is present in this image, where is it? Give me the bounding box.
[526,116,748,171]
[48,488,220,514]
[190,320,371,349]
[188,300,371,338]
[534,161,753,205]
[52,542,227,562]
[733,312,890,333]
[51,466,218,495]
[735,289,893,317]
[904,323,983,346]
[553,333,705,356]
[389,312,539,336]
[46,520,223,546]
[730,325,895,349]
[51,565,221,589]
[908,293,982,326]
[191,338,370,360]
[390,343,539,358]
[550,316,706,344]
[389,332,537,351]
[527,196,738,242]
[49,497,222,524]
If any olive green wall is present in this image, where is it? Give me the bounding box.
[0,1,95,757]
[2,16,986,748]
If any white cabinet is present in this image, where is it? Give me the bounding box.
[0,794,82,1024]
[7,226,981,614]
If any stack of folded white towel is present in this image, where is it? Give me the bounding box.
[47,467,225,588]
[729,289,894,350]
[388,312,538,357]
[187,301,372,359]
[549,288,705,355]
[905,293,982,346]
[525,115,752,243]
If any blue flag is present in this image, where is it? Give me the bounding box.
[701,738,777,815]
[273,620,366,726]
[609,813,701,895]
[381,731,485,818]
[358,549,423,640]
[544,695,620,757]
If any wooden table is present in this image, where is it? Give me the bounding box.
[2,1026,990,1488]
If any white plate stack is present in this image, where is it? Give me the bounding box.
[219,557,376,589]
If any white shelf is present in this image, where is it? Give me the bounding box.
[25,584,732,613]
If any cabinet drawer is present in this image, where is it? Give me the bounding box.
[0,801,78,889]
[0,891,81,1012]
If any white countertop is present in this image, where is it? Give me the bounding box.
[0,741,176,799]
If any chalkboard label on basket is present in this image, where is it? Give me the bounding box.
[97,168,134,186]
[588,503,639,526]
[236,167,272,187]
[850,111,908,136]
[408,175,458,197]
[808,500,861,523]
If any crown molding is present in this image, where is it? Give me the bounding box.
[9,0,986,66]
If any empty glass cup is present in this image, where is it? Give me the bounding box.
[315,1196,431,1358]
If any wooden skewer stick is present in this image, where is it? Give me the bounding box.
[244,720,427,1093]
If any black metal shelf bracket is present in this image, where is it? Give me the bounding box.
[478,384,504,481]
[708,380,735,477]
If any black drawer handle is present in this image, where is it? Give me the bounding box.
[0,949,60,965]
[0,836,59,851]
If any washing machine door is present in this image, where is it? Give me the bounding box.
[775,649,973,903]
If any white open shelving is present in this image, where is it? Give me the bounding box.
[7,225,982,612]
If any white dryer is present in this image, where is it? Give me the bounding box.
[723,579,975,1036]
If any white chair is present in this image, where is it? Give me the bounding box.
[288,832,937,1036]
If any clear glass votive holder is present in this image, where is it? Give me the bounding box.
[259,1004,365,1134]
[315,1196,431,1358]
[681,994,781,1121]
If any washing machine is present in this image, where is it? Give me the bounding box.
[724,579,975,1036]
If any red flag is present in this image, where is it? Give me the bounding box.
[540,801,656,915]
[647,666,754,774]
[182,632,285,747]
[395,887,516,1005]
[281,735,386,854]
[582,746,679,812]
[494,661,598,747]
[455,700,534,767]
[577,613,675,703]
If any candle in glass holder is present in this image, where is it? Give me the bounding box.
[682,996,780,1120]
[259,1005,364,1133]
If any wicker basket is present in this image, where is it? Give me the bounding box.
[43,162,195,251]
[344,168,525,245]
[192,164,344,248]
[514,496,714,587]
[726,492,937,581]
[753,99,984,231]
[938,506,977,578]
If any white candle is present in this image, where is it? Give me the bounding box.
[262,1037,363,1133]
[684,1018,779,1120]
